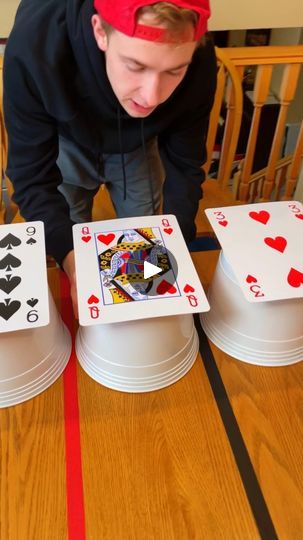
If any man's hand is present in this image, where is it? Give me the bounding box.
[62,250,79,318]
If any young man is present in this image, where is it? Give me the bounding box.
[4,0,217,314]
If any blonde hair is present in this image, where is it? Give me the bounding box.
[138,3,198,35]
[102,2,204,44]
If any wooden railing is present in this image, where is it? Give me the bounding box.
[1,47,303,225]
[216,45,303,203]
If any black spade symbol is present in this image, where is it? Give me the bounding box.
[0,299,21,321]
[0,233,22,250]
[0,275,21,294]
[0,254,22,272]
[26,238,37,245]
[27,298,39,308]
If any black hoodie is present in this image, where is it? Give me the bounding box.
[3,0,217,265]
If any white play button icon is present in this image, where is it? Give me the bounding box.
[144,260,162,280]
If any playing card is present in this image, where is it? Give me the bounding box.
[205,201,303,302]
[73,215,209,325]
[0,222,49,332]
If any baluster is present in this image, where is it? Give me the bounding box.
[238,65,273,201]
[203,62,226,176]
[283,118,303,199]
[215,49,243,190]
[260,63,301,201]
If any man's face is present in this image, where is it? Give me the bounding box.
[92,15,197,118]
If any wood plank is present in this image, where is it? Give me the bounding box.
[0,269,68,540]
[77,295,258,538]
[193,250,303,539]
[215,349,303,539]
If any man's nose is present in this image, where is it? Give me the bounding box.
[141,74,161,107]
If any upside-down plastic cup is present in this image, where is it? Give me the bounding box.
[0,289,71,407]
[76,314,199,392]
[200,252,303,366]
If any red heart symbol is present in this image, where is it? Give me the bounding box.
[156,280,177,295]
[183,284,195,293]
[163,228,173,235]
[88,294,99,304]
[218,220,228,227]
[97,233,115,245]
[246,275,257,283]
[81,235,91,243]
[249,210,270,225]
[295,213,303,220]
[287,267,303,288]
[264,236,287,253]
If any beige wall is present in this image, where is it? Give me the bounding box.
[1,0,303,36]
[209,0,303,30]
[0,0,19,37]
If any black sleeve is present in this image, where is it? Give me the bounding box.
[3,55,74,265]
[159,106,210,243]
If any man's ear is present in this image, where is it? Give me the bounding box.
[91,14,108,51]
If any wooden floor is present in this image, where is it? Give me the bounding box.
[1,248,303,539]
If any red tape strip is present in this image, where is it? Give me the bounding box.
[60,271,86,540]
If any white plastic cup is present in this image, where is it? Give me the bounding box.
[76,314,199,392]
[0,289,71,407]
[200,252,303,366]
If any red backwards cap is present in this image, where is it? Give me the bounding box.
[93,0,210,42]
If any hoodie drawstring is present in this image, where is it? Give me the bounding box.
[117,107,156,213]
[140,119,156,214]
[117,106,127,200]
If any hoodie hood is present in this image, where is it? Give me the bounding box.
[66,0,119,114]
